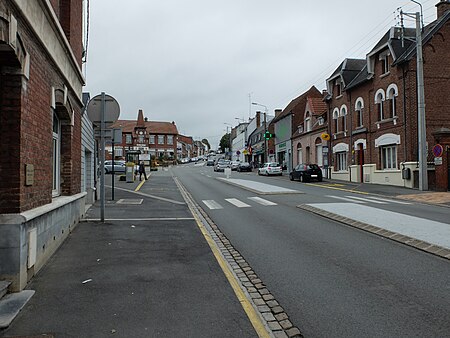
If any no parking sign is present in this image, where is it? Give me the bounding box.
[432,144,443,157]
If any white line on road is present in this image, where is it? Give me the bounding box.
[344,195,387,204]
[326,195,366,203]
[81,218,195,222]
[225,198,251,208]
[202,200,223,210]
[248,197,277,206]
[362,196,412,205]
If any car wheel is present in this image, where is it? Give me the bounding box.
[318,177,323,182]
[299,174,304,182]
[105,168,110,174]
[258,170,261,176]
[289,174,294,181]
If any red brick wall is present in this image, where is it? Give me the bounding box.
[0,1,82,213]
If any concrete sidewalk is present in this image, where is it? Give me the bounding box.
[0,171,258,338]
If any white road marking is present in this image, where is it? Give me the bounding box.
[225,198,251,208]
[206,175,212,178]
[248,197,277,206]
[326,195,366,203]
[363,196,412,205]
[202,200,223,210]
[344,195,387,204]
[308,203,450,249]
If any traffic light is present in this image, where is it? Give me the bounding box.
[264,131,273,140]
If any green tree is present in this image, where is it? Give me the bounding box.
[201,138,211,151]
[219,133,230,152]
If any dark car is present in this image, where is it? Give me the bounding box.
[289,164,323,182]
[237,162,252,172]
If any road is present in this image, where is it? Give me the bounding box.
[172,162,450,338]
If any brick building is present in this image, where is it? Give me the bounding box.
[326,1,450,191]
[109,109,179,163]
[177,135,194,160]
[0,0,86,290]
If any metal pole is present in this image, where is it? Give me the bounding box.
[416,12,428,191]
[264,112,267,163]
[111,141,115,200]
[100,92,106,221]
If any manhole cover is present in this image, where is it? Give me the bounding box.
[116,199,143,205]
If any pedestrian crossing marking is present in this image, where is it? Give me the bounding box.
[361,196,412,205]
[202,200,223,210]
[225,198,251,208]
[326,195,366,203]
[248,197,277,206]
[344,195,387,204]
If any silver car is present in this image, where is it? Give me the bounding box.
[104,160,126,174]
[258,162,282,176]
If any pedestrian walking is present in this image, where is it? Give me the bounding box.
[138,161,147,181]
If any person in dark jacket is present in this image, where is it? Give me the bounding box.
[138,161,147,181]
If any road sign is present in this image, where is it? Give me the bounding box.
[87,94,120,126]
[236,150,241,155]
[432,144,443,157]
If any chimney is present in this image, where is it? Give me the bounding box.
[437,0,450,18]
[256,111,261,127]
[274,109,282,118]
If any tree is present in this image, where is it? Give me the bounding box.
[219,133,230,152]
[201,138,211,151]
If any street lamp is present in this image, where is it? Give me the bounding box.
[252,102,268,162]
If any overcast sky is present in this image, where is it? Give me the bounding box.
[83,0,438,149]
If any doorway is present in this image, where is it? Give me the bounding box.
[358,143,365,183]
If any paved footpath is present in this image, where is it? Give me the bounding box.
[1,171,259,338]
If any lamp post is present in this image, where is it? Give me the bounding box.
[252,102,268,162]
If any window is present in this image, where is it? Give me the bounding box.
[335,80,342,97]
[386,84,398,118]
[336,152,347,171]
[167,135,173,145]
[380,53,390,74]
[115,148,123,157]
[333,109,339,133]
[158,135,165,144]
[375,90,385,121]
[297,144,302,165]
[305,112,312,132]
[138,135,144,144]
[52,112,60,196]
[149,135,155,144]
[126,134,132,144]
[340,106,347,132]
[381,145,397,169]
[355,98,364,127]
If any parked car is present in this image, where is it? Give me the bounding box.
[206,159,215,166]
[258,162,282,176]
[230,161,240,171]
[214,159,231,172]
[289,164,323,182]
[104,160,126,174]
[237,162,252,172]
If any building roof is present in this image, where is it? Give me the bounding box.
[111,119,178,135]
[271,86,322,124]
[307,97,327,116]
[327,58,366,88]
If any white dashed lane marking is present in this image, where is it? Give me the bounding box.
[202,200,223,210]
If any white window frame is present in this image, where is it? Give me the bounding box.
[336,151,347,171]
[340,105,348,132]
[149,135,155,144]
[333,108,339,133]
[355,97,364,127]
[125,134,132,144]
[381,144,397,170]
[305,112,312,132]
[167,135,174,145]
[375,89,385,121]
[386,84,399,118]
[157,135,165,144]
[52,112,61,197]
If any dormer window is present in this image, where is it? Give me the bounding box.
[379,51,390,74]
[298,125,304,134]
[335,80,342,97]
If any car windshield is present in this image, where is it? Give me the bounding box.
[269,163,279,167]
[241,162,249,166]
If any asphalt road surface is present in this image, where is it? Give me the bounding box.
[172,163,450,338]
